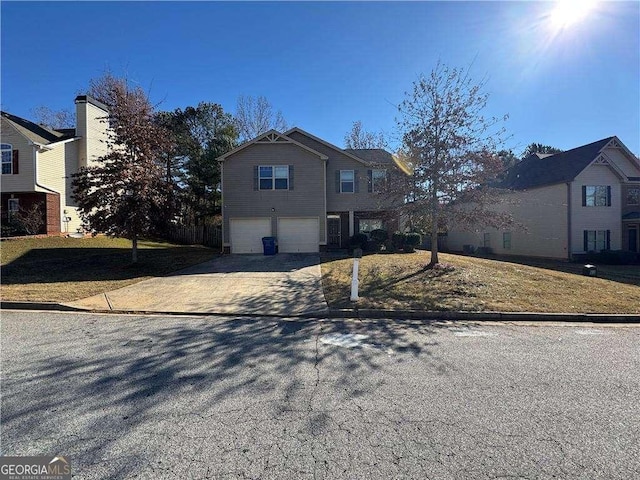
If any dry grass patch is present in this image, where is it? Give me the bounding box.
[1,236,217,302]
[321,251,640,314]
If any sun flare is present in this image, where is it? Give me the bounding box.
[550,0,597,29]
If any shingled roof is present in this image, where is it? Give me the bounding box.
[1,111,76,145]
[500,137,615,190]
[344,148,395,165]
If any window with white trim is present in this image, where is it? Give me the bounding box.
[627,187,639,206]
[1,144,12,175]
[583,185,610,207]
[340,170,354,193]
[359,219,383,233]
[259,165,289,190]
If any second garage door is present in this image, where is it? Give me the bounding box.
[230,218,272,253]
[278,217,319,253]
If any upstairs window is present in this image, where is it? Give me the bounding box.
[259,165,289,190]
[1,144,12,175]
[370,169,387,193]
[627,187,639,206]
[582,185,611,207]
[340,170,354,193]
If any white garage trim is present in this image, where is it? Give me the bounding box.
[230,217,272,254]
[277,217,320,253]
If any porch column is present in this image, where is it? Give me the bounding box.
[349,211,354,237]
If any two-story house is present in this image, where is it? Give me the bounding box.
[218,127,405,253]
[1,95,109,235]
[446,136,640,259]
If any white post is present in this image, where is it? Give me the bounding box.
[350,257,360,301]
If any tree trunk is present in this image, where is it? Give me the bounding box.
[429,187,439,267]
[132,234,138,264]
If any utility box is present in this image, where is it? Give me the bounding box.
[582,264,597,277]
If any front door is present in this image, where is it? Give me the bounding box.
[327,217,341,249]
[629,227,638,252]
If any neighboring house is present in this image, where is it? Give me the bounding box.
[447,136,640,259]
[218,127,405,253]
[1,96,109,235]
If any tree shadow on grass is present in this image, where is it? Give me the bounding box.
[0,247,217,285]
[1,315,450,478]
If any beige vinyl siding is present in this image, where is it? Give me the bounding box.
[76,100,109,168]
[571,164,622,253]
[448,183,569,259]
[602,145,640,178]
[0,118,36,192]
[287,130,395,212]
[222,142,326,245]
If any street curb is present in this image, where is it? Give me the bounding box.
[2,301,639,323]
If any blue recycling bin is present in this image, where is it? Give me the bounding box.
[262,236,277,255]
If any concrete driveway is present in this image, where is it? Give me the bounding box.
[68,254,328,316]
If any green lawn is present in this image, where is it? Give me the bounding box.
[321,251,640,314]
[1,236,217,302]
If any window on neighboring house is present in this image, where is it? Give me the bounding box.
[370,169,387,193]
[582,185,611,206]
[503,232,512,250]
[359,219,383,233]
[259,165,289,190]
[627,187,639,206]
[7,198,19,219]
[483,232,491,247]
[340,170,354,193]
[584,230,610,252]
[1,144,13,175]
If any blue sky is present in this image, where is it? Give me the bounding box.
[2,1,639,155]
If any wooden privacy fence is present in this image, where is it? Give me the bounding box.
[168,225,222,248]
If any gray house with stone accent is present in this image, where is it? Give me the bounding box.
[218,127,407,253]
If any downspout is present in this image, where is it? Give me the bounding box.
[218,158,225,254]
[566,182,572,261]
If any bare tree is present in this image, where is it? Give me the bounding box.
[234,95,287,142]
[15,202,45,235]
[31,106,75,129]
[344,121,387,149]
[72,74,174,263]
[396,62,511,267]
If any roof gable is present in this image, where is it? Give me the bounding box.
[217,129,328,162]
[500,137,614,190]
[284,127,371,166]
[1,111,74,145]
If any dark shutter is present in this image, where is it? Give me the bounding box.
[289,165,294,190]
[12,150,18,175]
[367,169,373,193]
[583,230,588,252]
[253,166,258,191]
[581,186,586,206]
[336,170,341,193]
[606,186,611,206]
[606,230,611,250]
[354,170,360,193]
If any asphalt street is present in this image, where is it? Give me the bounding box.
[1,311,639,479]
